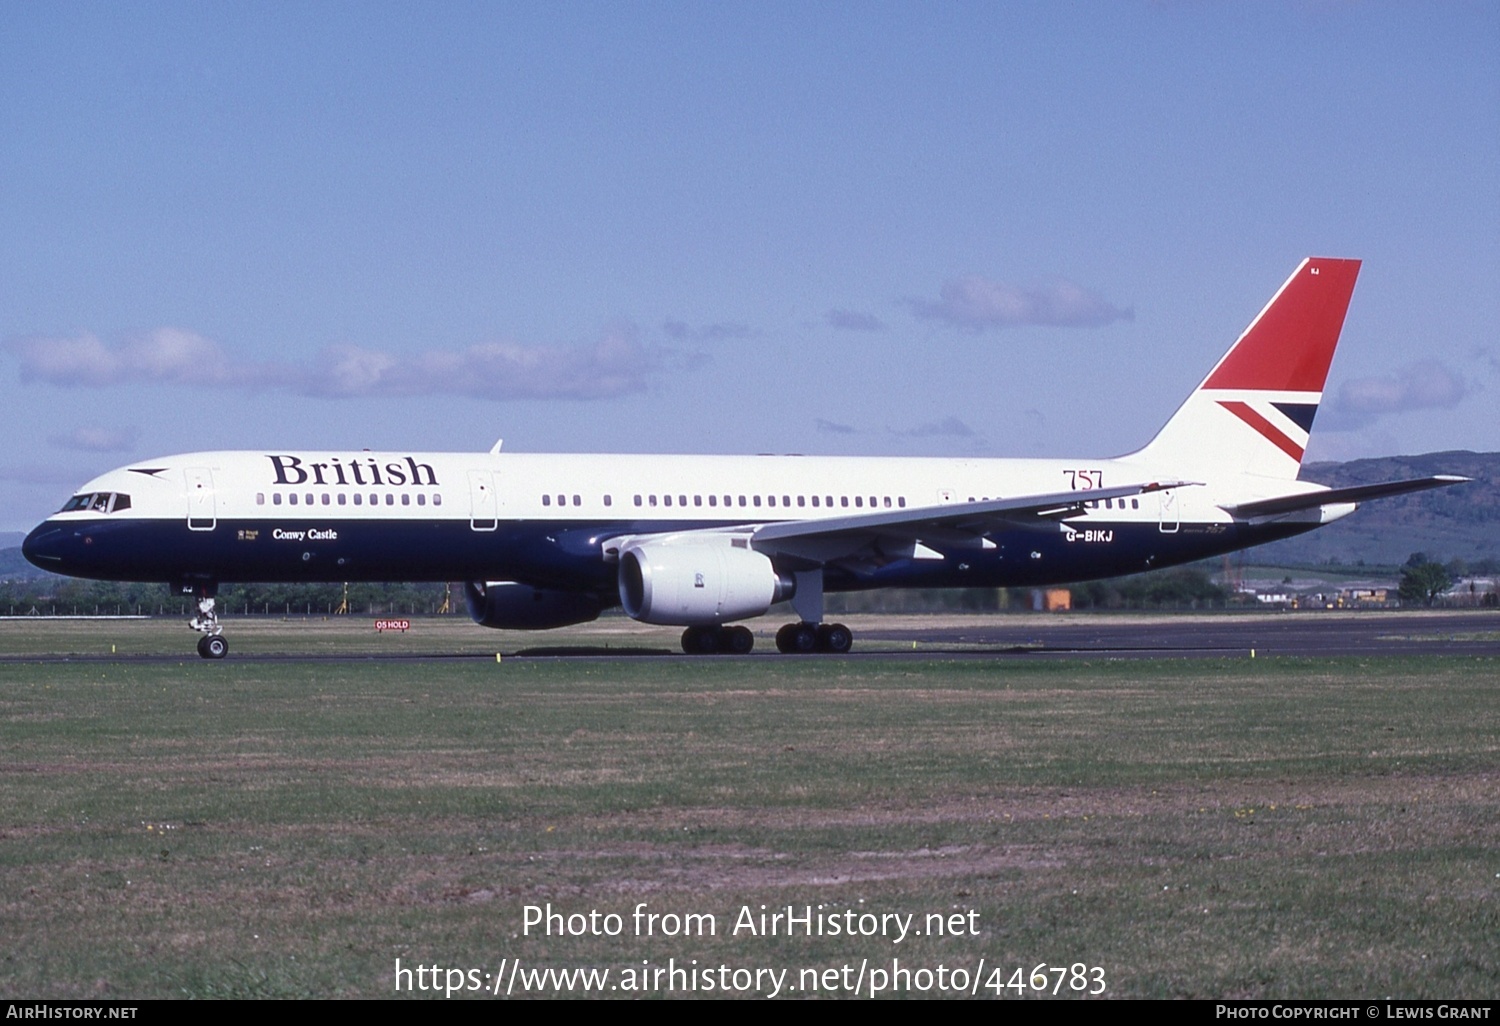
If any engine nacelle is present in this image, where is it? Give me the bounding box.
[617,539,793,626]
[464,581,604,630]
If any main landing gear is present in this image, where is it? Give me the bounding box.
[774,621,853,654]
[681,625,755,655]
[187,589,228,659]
[673,572,857,656]
[772,568,853,654]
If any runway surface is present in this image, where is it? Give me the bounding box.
[2,611,1495,663]
[854,611,1500,659]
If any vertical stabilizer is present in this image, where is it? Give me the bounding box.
[1129,257,1361,481]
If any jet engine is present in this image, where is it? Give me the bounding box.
[617,539,794,625]
[464,581,605,630]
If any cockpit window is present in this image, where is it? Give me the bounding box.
[59,492,131,514]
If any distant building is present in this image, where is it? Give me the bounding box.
[1443,578,1498,607]
[1030,588,1072,612]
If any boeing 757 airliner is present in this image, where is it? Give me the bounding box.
[22,258,1467,657]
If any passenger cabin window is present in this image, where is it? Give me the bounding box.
[273,493,283,506]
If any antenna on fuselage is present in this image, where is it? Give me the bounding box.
[490,438,504,454]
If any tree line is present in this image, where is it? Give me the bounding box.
[0,579,462,618]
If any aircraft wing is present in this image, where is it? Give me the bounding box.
[1219,475,1469,519]
[747,480,1196,565]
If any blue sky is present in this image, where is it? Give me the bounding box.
[3,1,1496,530]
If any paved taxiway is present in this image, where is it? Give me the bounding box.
[3,611,1495,662]
[855,611,1500,660]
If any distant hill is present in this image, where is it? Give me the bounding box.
[1247,450,1499,568]
[0,545,55,582]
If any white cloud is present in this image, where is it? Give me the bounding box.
[7,326,655,401]
[1324,360,1470,429]
[908,276,1132,331]
[9,328,248,388]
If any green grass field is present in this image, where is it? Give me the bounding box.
[0,617,1495,999]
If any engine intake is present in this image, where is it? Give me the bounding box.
[618,539,793,625]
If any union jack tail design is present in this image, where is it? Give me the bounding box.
[1131,257,1361,481]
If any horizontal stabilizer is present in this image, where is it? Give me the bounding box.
[1220,475,1469,519]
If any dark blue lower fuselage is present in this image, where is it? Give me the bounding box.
[23,514,1316,598]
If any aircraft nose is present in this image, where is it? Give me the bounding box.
[22,523,67,570]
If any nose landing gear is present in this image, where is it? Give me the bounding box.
[182,584,228,659]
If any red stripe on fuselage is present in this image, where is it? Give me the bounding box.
[1218,401,1305,461]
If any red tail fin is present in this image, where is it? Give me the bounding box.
[1200,257,1361,392]
[1129,258,1361,481]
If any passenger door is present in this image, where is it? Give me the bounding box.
[186,468,217,531]
[468,470,498,531]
